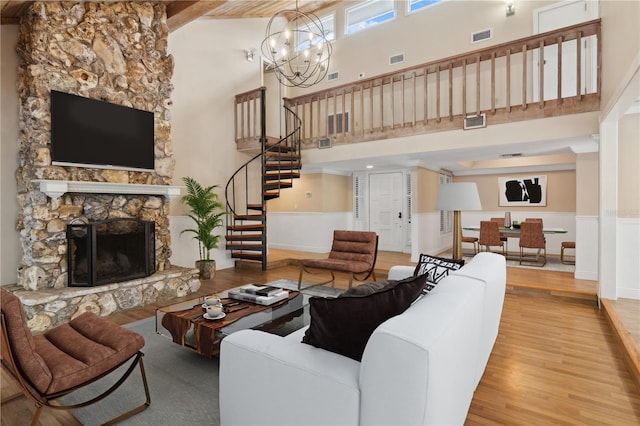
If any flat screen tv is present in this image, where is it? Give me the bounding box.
[50,90,155,172]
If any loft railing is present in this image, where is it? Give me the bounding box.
[234,87,265,151]
[275,19,601,148]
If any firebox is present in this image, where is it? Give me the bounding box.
[67,218,155,287]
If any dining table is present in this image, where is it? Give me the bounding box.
[463,225,568,261]
[462,225,568,236]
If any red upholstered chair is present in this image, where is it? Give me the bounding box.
[479,221,506,256]
[0,289,150,425]
[519,221,547,267]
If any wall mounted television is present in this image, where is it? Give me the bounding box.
[50,90,155,172]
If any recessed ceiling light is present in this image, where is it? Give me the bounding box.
[366,165,374,169]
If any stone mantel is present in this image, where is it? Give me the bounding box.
[32,180,182,201]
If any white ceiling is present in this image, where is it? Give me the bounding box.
[301,135,600,176]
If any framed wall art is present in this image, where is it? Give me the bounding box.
[498,175,547,207]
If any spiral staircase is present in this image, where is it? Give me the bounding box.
[225,88,301,270]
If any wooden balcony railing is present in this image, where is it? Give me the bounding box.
[234,87,265,151]
[271,19,600,149]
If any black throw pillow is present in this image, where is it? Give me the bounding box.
[413,254,465,294]
[301,274,427,361]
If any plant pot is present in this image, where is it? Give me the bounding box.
[196,260,216,279]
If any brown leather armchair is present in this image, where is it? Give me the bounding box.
[0,289,150,425]
[298,230,378,289]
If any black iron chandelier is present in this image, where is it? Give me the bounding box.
[261,2,332,88]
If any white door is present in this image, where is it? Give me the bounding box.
[533,0,599,101]
[369,172,404,251]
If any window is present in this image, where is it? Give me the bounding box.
[345,0,396,35]
[439,173,452,234]
[407,0,443,14]
[296,13,335,52]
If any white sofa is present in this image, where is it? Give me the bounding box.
[219,252,506,426]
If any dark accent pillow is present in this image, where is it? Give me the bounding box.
[413,254,465,294]
[302,274,427,361]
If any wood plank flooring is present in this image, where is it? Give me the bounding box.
[2,251,639,425]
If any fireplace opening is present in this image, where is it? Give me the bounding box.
[67,218,155,287]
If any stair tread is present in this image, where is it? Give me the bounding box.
[231,252,264,260]
[227,224,265,231]
[233,214,265,220]
[264,182,292,189]
[226,243,264,250]
[225,233,264,241]
[264,152,299,158]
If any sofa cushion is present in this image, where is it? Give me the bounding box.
[302,274,427,361]
[414,254,465,294]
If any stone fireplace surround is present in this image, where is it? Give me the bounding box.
[9,2,201,333]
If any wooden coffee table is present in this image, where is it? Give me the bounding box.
[155,289,309,357]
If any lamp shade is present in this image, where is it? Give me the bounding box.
[435,183,482,211]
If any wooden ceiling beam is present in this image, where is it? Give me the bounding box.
[0,0,33,25]
[166,1,230,32]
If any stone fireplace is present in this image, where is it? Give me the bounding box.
[10,2,200,332]
[67,218,156,287]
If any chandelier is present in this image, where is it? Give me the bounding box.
[261,3,332,88]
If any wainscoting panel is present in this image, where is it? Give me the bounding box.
[267,212,351,253]
[575,215,598,281]
[617,218,640,299]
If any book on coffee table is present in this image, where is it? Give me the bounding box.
[239,285,283,297]
[228,287,289,306]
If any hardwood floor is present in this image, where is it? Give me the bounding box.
[2,251,639,425]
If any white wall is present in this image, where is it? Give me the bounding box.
[167,18,270,270]
[1,25,20,285]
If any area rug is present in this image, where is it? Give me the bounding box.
[61,282,341,425]
[442,252,575,273]
[60,317,220,425]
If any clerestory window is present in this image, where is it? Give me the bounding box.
[407,0,443,14]
[345,0,396,35]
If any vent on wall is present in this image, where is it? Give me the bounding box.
[318,138,332,149]
[463,113,486,130]
[327,71,339,81]
[471,28,492,43]
[389,53,405,65]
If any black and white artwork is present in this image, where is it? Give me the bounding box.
[499,176,547,206]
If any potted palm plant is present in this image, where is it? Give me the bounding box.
[180,176,227,279]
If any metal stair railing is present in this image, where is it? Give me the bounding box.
[225,88,302,271]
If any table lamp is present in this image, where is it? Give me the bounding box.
[435,182,482,260]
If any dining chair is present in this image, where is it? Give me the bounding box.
[524,218,545,242]
[462,235,479,255]
[561,241,576,264]
[490,217,509,252]
[524,218,543,225]
[519,221,546,267]
[479,221,506,256]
